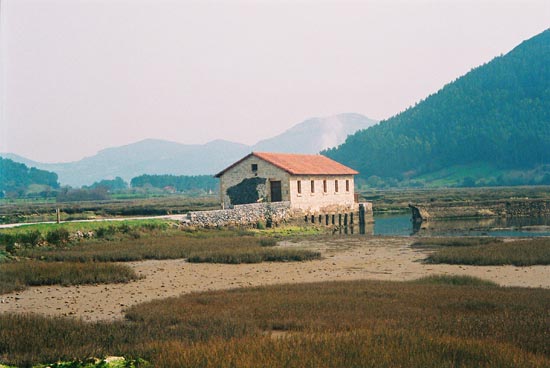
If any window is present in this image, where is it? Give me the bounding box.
[310,180,315,193]
[323,180,327,193]
[297,180,302,194]
[335,180,339,192]
[346,179,350,192]
[251,164,258,172]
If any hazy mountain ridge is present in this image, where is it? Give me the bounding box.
[252,113,376,153]
[325,29,550,187]
[2,113,376,186]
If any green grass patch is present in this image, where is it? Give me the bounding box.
[0,280,548,366]
[0,261,139,294]
[425,238,550,266]
[0,219,172,241]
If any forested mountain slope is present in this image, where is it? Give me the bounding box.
[0,157,59,197]
[325,30,550,185]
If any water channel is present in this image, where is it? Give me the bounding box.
[373,213,550,237]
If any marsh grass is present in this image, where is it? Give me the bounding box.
[411,274,499,287]
[19,233,319,264]
[1,280,548,366]
[425,238,550,266]
[149,331,548,368]
[0,261,139,294]
[411,237,502,248]
[187,247,320,264]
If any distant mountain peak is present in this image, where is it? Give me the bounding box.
[252,113,377,154]
[4,112,377,186]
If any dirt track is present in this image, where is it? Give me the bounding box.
[1,236,548,321]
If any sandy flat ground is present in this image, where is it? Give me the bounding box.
[0,236,548,322]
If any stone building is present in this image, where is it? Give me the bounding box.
[215,152,359,213]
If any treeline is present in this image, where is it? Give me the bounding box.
[0,157,59,198]
[326,30,550,186]
[0,158,218,201]
[130,174,217,193]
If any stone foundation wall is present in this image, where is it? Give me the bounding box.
[184,201,373,228]
[186,202,296,228]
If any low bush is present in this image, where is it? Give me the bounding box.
[0,230,44,247]
[259,238,277,247]
[46,228,70,246]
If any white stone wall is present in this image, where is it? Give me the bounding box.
[219,155,290,208]
[289,175,356,213]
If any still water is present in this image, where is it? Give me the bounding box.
[373,213,550,237]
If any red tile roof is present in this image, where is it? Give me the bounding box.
[215,152,359,177]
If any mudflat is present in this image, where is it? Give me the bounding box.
[1,236,548,321]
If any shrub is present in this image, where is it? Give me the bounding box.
[259,238,277,247]
[95,226,117,239]
[46,228,70,246]
[19,230,44,247]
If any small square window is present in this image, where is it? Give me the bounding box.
[251,164,258,172]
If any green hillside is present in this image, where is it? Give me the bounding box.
[326,29,550,187]
[0,157,60,197]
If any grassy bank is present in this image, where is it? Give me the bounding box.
[0,195,219,225]
[1,278,548,366]
[0,261,139,294]
[424,238,550,266]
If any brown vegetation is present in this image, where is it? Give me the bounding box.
[424,238,550,266]
[17,232,319,264]
[0,261,139,294]
[1,278,548,367]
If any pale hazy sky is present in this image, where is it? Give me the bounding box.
[1,0,549,163]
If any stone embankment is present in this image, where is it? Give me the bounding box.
[185,202,373,228]
[410,199,550,222]
[185,202,297,228]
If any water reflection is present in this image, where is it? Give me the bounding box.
[335,223,374,235]
[373,213,550,237]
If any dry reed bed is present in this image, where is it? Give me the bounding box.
[17,234,319,264]
[416,237,550,266]
[0,232,319,295]
[1,278,548,367]
[0,261,139,294]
